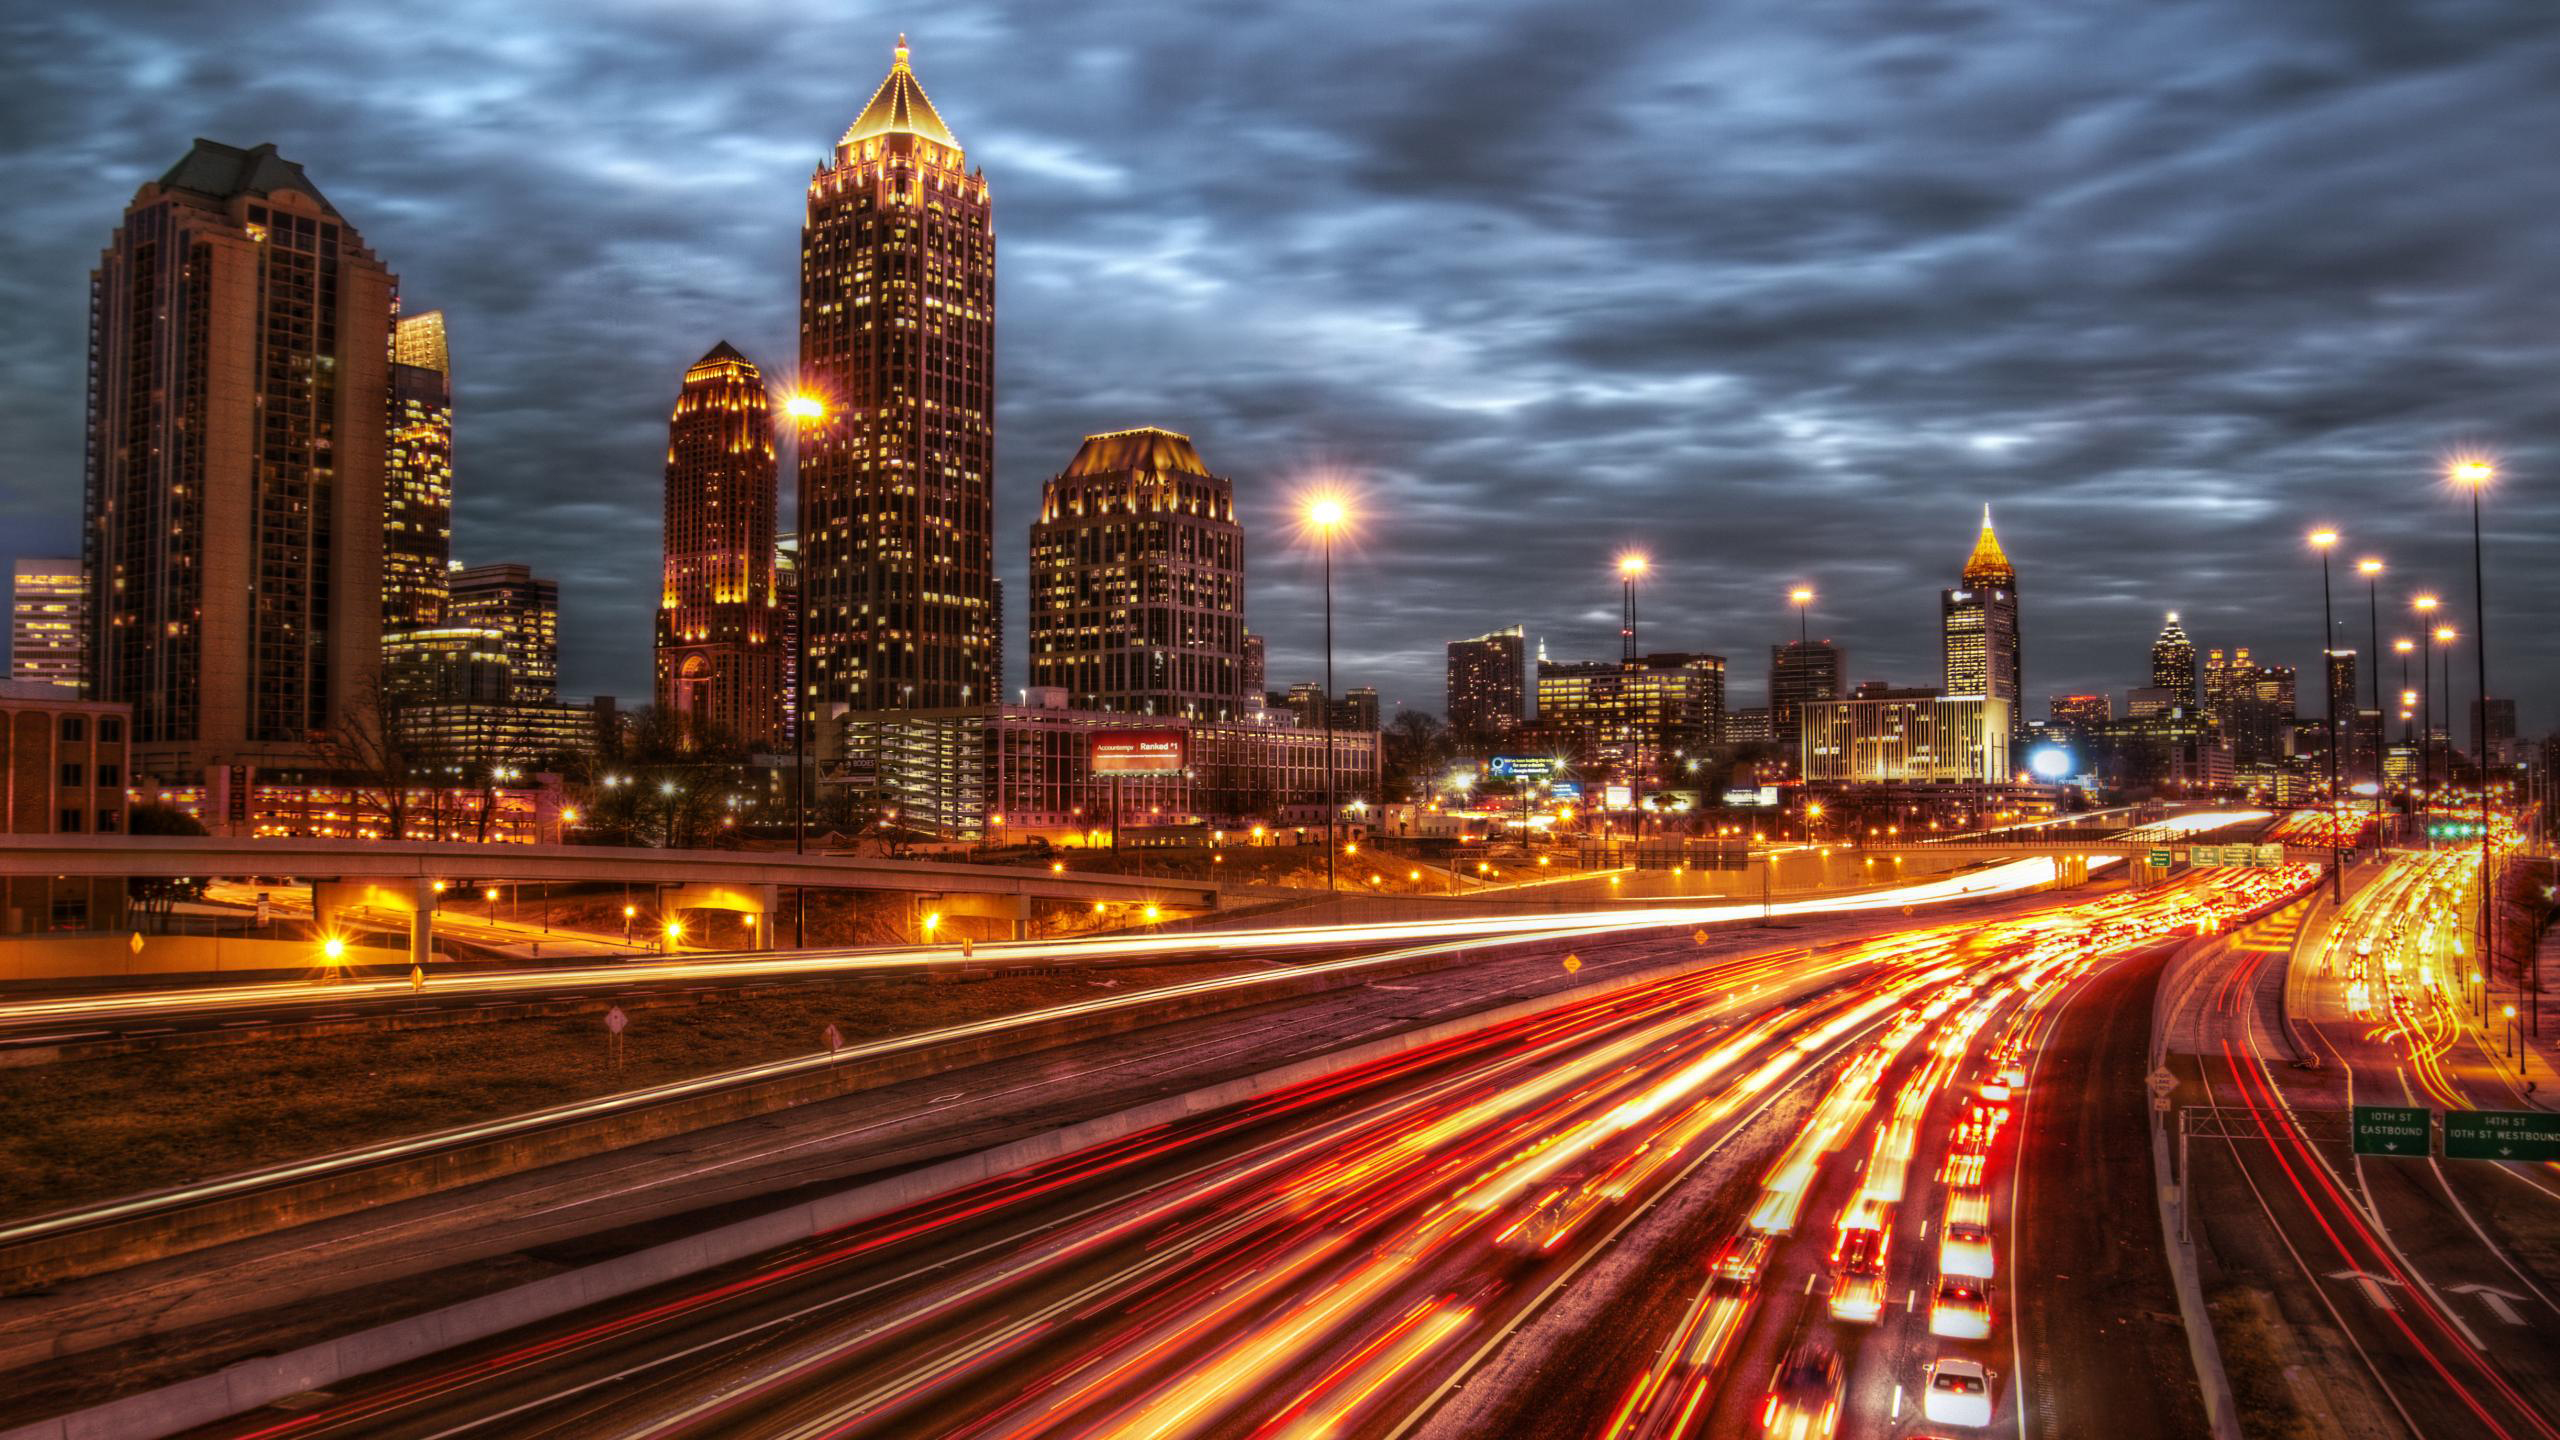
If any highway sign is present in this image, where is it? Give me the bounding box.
[2191,844,2222,866]
[2444,1109,2560,1162]
[2256,843,2286,867]
[2145,1066,2181,1101]
[2351,1105,2430,1157]
[2147,848,2172,868]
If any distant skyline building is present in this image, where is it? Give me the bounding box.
[2473,696,2518,767]
[2050,693,2111,728]
[1536,651,1726,783]
[11,558,85,691]
[1240,630,1265,706]
[2202,646,2294,765]
[1769,639,1842,760]
[1941,506,2020,708]
[1446,626,1526,737]
[84,140,391,777]
[2150,612,2197,705]
[383,309,454,632]
[797,36,996,714]
[1027,428,1243,719]
[656,342,782,747]
[1802,693,2013,785]
[447,562,558,704]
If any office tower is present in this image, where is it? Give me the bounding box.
[1027,428,1243,719]
[11,559,85,690]
[2472,697,2518,767]
[1769,639,1842,759]
[1341,686,1381,733]
[1286,681,1327,730]
[798,35,996,713]
[84,140,391,776]
[384,310,454,631]
[2325,650,2357,756]
[2050,693,2111,727]
[1802,694,2012,784]
[1536,652,1727,782]
[656,342,782,747]
[776,534,800,745]
[1941,505,2019,705]
[2150,612,2196,705]
[1240,630,1265,706]
[447,562,558,703]
[1446,626,1526,737]
[2203,646,2293,765]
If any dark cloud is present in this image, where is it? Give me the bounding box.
[3,0,2555,735]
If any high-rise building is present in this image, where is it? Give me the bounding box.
[447,562,558,703]
[2203,647,2294,765]
[1240,630,1265,706]
[1769,639,1842,759]
[776,534,801,745]
[1341,686,1381,733]
[798,36,996,714]
[384,310,454,632]
[2050,693,2111,728]
[1536,652,1726,782]
[1941,506,2019,706]
[2150,612,2196,705]
[1027,428,1243,719]
[656,342,783,747]
[84,140,391,776]
[2472,697,2519,767]
[10,559,85,691]
[1802,693,2012,784]
[1446,626,1526,737]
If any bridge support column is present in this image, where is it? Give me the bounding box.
[409,878,436,972]
[661,883,779,949]
[928,892,1034,941]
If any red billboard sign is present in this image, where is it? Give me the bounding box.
[1091,730,1186,775]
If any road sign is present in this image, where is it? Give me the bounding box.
[2351,1105,2430,1157]
[605,1004,628,1036]
[1562,953,1581,974]
[2147,848,2172,869]
[2444,1109,2560,1162]
[2191,845,2221,866]
[2146,1066,2181,1101]
[2256,843,2285,867]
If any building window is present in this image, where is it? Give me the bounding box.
[59,809,85,833]
[95,808,121,835]
[61,762,84,787]
[61,716,88,742]
[101,716,123,742]
[99,763,121,788]
[51,896,91,930]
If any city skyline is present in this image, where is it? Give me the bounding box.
[1,6,2554,731]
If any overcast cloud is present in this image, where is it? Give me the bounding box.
[3,0,2555,733]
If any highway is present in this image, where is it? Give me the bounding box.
[167,864,2311,1440]
[2174,847,2560,1438]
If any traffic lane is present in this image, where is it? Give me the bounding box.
[2009,942,2210,1440]
[186,941,1914,1439]
[2187,946,2560,1440]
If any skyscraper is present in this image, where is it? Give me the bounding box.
[1941,506,2019,707]
[1446,626,1526,738]
[448,563,558,703]
[2151,612,2197,705]
[85,140,392,776]
[1536,652,1726,781]
[1769,639,1842,758]
[2203,646,2293,765]
[798,36,996,714]
[384,309,454,631]
[10,559,85,690]
[1240,630,1265,706]
[1028,428,1244,719]
[656,342,782,747]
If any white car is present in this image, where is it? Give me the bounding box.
[1923,1357,1996,1427]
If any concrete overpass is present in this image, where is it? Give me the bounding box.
[0,836,1218,961]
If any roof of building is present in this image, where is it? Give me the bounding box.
[156,139,338,216]
[688,339,760,374]
[1961,504,2015,585]
[841,35,959,151]
[1058,427,1213,480]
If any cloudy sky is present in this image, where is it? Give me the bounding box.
[4,0,2555,734]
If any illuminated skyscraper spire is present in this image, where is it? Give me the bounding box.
[1962,503,2015,588]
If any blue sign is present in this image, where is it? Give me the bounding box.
[1491,756,1566,782]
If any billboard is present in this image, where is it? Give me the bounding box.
[1091,730,1187,775]
[1603,784,1634,810]
[1490,756,1566,782]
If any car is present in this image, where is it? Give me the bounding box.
[1923,1357,1996,1427]
[1762,1341,1844,1438]
[1939,1218,1995,1278]
[1945,1185,1990,1230]
[1930,1274,1994,1339]
[1714,1231,1776,1290]
[1827,1223,1890,1324]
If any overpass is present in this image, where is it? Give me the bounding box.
[0,836,1218,962]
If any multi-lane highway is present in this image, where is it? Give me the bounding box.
[2176,848,2560,1439]
[160,864,2309,1440]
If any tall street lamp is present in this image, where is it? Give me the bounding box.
[2357,556,2384,845]
[2449,456,2503,1026]
[784,388,828,948]
[2414,593,2439,830]
[2309,529,2341,903]
[1790,586,1815,648]
[1307,495,1349,894]
[1618,551,1649,836]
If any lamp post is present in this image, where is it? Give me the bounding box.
[2449,457,2504,1029]
[1618,551,1649,839]
[2436,623,2456,851]
[2310,530,2341,903]
[1307,496,1348,894]
[2358,557,2384,846]
[2414,594,2439,836]
[784,389,826,950]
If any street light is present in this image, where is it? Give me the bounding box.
[2414,594,2439,817]
[2357,557,2385,845]
[1304,492,1350,894]
[2449,456,2503,1026]
[2309,529,2341,903]
[1619,550,1650,837]
[1789,585,1816,648]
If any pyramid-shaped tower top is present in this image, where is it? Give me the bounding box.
[1962,503,2015,587]
[840,34,959,151]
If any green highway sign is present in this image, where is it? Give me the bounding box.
[2147,848,2172,869]
[2444,1109,2560,1162]
[2352,1105,2432,1158]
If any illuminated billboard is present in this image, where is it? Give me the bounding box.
[1090,730,1187,775]
[1489,756,1566,782]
